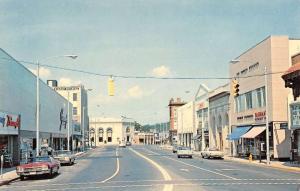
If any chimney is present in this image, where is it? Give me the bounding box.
[47,80,58,87]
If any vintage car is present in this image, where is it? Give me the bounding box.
[16,156,60,180]
[126,141,132,146]
[201,147,224,159]
[177,147,193,158]
[119,142,126,148]
[53,150,76,165]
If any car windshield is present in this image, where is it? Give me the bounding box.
[33,157,51,162]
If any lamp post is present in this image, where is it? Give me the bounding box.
[36,55,77,156]
[82,88,92,151]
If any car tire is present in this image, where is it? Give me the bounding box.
[190,156,193,159]
[201,154,204,158]
[178,155,181,158]
[20,175,25,181]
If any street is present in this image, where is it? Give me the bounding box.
[1,145,299,191]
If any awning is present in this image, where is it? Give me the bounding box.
[227,126,251,140]
[282,63,300,81]
[241,126,266,139]
[192,134,201,140]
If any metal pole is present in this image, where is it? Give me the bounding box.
[0,155,3,179]
[36,61,40,157]
[265,66,270,165]
[82,106,85,151]
[201,109,205,151]
[67,91,70,151]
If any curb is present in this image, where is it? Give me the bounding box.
[0,177,19,186]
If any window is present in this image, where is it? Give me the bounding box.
[249,62,259,72]
[73,107,78,115]
[107,128,112,142]
[245,92,253,109]
[98,128,103,142]
[73,93,77,101]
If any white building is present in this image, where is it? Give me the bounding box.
[177,101,195,148]
[89,117,135,146]
[0,49,71,164]
[50,83,89,149]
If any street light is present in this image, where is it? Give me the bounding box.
[82,88,92,151]
[36,55,78,156]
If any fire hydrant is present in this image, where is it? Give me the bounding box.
[249,153,253,162]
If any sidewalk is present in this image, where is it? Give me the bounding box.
[192,151,300,172]
[0,150,89,187]
[0,167,18,186]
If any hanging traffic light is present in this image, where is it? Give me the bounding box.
[108,76,115,96]
[232,79,240,97]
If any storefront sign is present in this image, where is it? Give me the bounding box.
[290,104,300,128]
[255,111,266,122]
[0,112,20,135]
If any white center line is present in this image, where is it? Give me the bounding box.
[101,148,120,183]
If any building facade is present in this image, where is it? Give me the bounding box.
[282,52,300,162]
[209,84,230,155]
[177,101,195,148]
[0,49,71,164]
[168,98,186,145]
[229,36,300,160]
[194,84,210,151]
[89,117,135,146]
[51,84,89,149]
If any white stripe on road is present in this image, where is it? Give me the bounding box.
[129,147,173,191]
[101,148,120,183]
[143,148,238,180]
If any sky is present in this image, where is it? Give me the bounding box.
[0,0,299,125]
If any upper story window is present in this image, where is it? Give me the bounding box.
[249,62,259,72]
[241,68,248,76]
[73,107,78,115]
[73,93,77,101]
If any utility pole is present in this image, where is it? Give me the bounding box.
[265,66,270,165]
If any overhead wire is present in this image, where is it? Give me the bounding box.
[0,57,286,80]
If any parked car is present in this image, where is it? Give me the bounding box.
[16,156,60,181]
[177,147,193,158]
[126,141,132,146]
[53,150,76,165]
[201,147,224,159]
[119,142,126,148]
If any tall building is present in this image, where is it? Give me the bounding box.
[48,82,89,150]
[228,36,300,160]
[168,98,185,144]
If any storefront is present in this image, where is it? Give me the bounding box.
[0,111,20,165]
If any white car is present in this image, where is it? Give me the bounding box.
[177,147,193,158]
[201,148,224,159]
[119,142,126,148]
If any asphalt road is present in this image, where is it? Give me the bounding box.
[0,145,299,191]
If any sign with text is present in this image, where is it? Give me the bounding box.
[255,111,266,122]
[291,104,300,128]
[0,112,20,135]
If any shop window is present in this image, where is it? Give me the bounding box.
[99,137,103,142]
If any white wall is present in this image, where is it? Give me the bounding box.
[0,49,71,135]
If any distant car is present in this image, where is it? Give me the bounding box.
[126,141,132,146]
[53,150,76,165]
[177,147,193,158]
[119,142,126,148]
[16,156,60,181]
[201,148,224,159]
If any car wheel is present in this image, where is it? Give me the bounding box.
[20,175,25,181]
[201,154,204,158]
[177,155,180,158]
[190,156,193,159]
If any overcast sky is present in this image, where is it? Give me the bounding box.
[0,0,299,124]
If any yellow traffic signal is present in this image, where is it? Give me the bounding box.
[108,76,115,96]
[232,79,239,97]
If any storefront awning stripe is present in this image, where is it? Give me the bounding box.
[241,126,266,139]
[227,126,251,140]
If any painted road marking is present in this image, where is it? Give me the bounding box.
[101,148,120,183]
[143,148,238,180]
[180,169,190,172]
[25,182,300,191]
[3,178,300,189]
[129,147,173,191]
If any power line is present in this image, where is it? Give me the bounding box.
[0,57,286,80]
